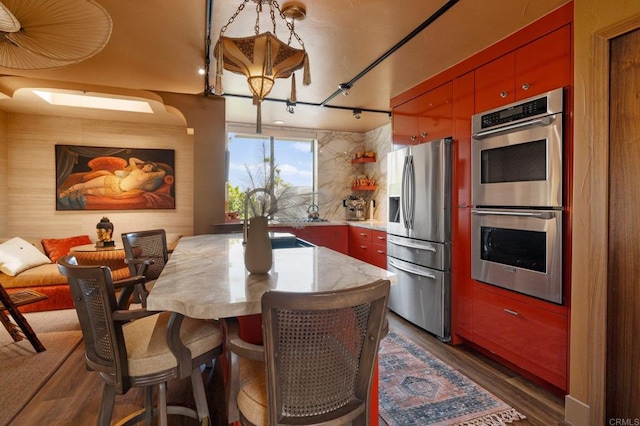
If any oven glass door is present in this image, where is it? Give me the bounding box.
[472,113,563,208]
[471,208,563,304]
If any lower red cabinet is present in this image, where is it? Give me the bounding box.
[472,285,567,390]
[348,226,387,269]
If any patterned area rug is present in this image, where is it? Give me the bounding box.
[378,330,527,426]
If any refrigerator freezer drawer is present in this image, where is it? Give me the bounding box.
[387,234,450,271]
[387,256,451,341]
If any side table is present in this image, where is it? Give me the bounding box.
[69,243,131,280]
[0,284,47,352]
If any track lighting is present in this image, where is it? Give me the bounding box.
[339,83,352,96]
[286,100,296,114]
[353,109,362,119]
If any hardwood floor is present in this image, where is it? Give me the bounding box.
[11,311,566,425]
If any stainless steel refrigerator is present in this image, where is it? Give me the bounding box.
[386,137,452,341]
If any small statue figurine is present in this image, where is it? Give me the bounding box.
[95,216,115,248]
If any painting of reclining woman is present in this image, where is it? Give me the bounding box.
[56,145,175,210]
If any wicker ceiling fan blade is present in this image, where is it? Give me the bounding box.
[0,2,20,33]
[0,0,112,67]
[0,40,79,69]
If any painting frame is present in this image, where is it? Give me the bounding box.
[56,145,176,211]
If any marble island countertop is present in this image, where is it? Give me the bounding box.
[270,219,387,231]
[146,233,396,319]
[214,219,387,233]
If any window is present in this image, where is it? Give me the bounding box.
[226,130,317,219]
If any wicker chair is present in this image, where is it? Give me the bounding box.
[225,279,390,426]
[57,255,224,426]
[121,229,169,307]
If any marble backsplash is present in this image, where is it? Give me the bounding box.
[317,123,391,222]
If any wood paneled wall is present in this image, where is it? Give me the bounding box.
[0,111,7,237]
[3,112,194,241]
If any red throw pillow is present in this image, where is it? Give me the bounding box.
[42,235,92,263]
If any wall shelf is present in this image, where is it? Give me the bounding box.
[351,157,376,164]
[351,185,377,191]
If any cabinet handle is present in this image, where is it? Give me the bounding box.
[360,245,367,249]
[521,82,530,90]
[359,232,368,237]
[499,91,508,98]
[420,132,427,138]
[376,250,385,254]
[376,236,385,240]
[503,308,519,316]
[410,135,417,141]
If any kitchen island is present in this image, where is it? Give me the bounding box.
[146,233,395,425]
[146,233,395,320]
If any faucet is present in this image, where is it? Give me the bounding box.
[243,187,276,244]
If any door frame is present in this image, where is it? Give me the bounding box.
[588,15,640,425]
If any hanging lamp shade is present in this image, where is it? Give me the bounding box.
[0,0,112,69]
[215,31,307,101]
[212,0,310,133]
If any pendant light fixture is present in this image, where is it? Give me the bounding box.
[213,0,310,133]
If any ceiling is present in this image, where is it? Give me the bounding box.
[0,0,570,133]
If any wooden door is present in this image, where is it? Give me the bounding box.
[607,27,640,421]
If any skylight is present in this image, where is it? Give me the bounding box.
[33,90,154,113]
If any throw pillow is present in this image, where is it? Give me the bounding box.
[0,237,52,276]
[41,235,92,263]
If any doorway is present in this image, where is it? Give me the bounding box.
[607,27,640,421]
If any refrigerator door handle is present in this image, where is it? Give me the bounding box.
[388,258,437,279]
[406,155,415,229]
[401,156,408,228]
[388,236,437,252]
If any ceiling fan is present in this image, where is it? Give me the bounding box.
[0,0,112,69]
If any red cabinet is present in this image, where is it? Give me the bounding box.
[475,25,571,112]
[270,225,348,254]
[388,7,572,391]
[348,226,387,269]
[451,72,474,342]
[472,285,568,390]
[392,82,453,148]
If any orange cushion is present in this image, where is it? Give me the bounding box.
[41,235,92,263]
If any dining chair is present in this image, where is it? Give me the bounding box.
[224,278,390,426]
[57,255,224,426]
[121,229,169,307]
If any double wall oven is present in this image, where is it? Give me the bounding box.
[471,88,564,304]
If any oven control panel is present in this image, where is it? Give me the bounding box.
[472,87,564,134]
[480,97,548,128]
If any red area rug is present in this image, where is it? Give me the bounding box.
[378,330,527,425]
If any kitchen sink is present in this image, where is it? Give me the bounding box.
[269,232,315,249]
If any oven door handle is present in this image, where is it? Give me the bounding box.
[388,258,437,280]
[472,116,555,139]
[472,209,554,219]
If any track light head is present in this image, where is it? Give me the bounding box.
[286,100,296,114]
[353,109,362,119]
[338,83,352,96]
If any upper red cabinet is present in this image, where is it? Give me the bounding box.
[392,82,453,148]
[475,25,571,112]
